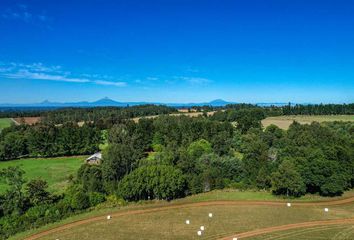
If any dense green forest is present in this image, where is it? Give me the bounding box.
[0,123,101,160]
[0,105,353,238]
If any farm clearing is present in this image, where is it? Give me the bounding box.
[262,115,354,129]
[0,156,86,194]
[0,118,12,131]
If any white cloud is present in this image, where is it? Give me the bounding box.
[94,80,126,87]
[177,76,212,85]
[0,62,127,87]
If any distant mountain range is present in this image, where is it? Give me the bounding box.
[0,98,289,108]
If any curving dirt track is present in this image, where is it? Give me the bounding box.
[219,218,354,240]
[24,196,354,240]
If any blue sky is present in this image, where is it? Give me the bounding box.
[0,0,353,104]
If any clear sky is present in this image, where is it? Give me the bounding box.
[0,0,353,104]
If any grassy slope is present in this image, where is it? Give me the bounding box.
[10,190,354,240]
[262,115,354,129]
[250,224,354,240]
[0,118,12,131]
[0,156,86,194]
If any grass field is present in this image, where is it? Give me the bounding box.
[0,118,12,131]
[262,115,354,129]
[250,224,354,240]
[12,190,354,240]
[0,156,86,194]
[36,205,353,240]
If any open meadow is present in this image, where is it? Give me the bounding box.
[0,118,12,131]
[262,115,354,129]
[15,190,354,240]
[0,156,85,194]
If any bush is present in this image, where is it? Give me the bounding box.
[88,192,106,206]
[119,165,186,201]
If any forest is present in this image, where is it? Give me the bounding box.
[0,104,353,238]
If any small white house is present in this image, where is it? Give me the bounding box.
[86,152,102,165]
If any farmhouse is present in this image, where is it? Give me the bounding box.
[86,152,102,165]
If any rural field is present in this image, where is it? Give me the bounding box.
[262,115,354,129]
[0,118,12,131]
[12,117,41,125]
[0,156,86,194]
[15,190,354,240]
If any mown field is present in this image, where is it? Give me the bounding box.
[12,190,354,240]
[0,156,86,194]
[262,115,354,129]
[0,118,12,131]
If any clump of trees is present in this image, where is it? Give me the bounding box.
[0,123,101,161]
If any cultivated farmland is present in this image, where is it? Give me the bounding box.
[12,116,41,125]
[262,115,354,129]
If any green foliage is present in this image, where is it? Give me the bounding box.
[187,139,212,160]
[118,165,186,201]
[234,108,265,133]
[88,192,106,206]
[271,160,306,197]
[0,123,101,161]
[66,185,90,210]
[77,164,103,193]
[25,179,52,206]
[0,166,26,215]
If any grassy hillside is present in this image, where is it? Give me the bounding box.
[262,115,354,129]
[11,190,354,240]
[0,156,86,194]
[0,118,12,131]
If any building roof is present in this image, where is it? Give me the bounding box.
[86,152,102,161]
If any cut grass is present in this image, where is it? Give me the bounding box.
[250,224,354,240]
[0,156,86,194]
[262,115,354,129]
[0,117,12,131]
[11,189,354,240]
[32,200,354,240]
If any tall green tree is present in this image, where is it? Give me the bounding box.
[271,160,306,197]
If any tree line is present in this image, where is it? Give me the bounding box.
[0,123,101,161]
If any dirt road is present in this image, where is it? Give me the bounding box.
[24,196,354,240]
[219,218,354,240]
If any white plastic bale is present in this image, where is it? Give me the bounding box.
[233,238,238,240]
[197,230,202,236]
[186,220,190,224]
[107,215,111,220]
[324,208,329,212]
[287,203,291,207]
[200,226,205,231]
[209,213,213,217]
